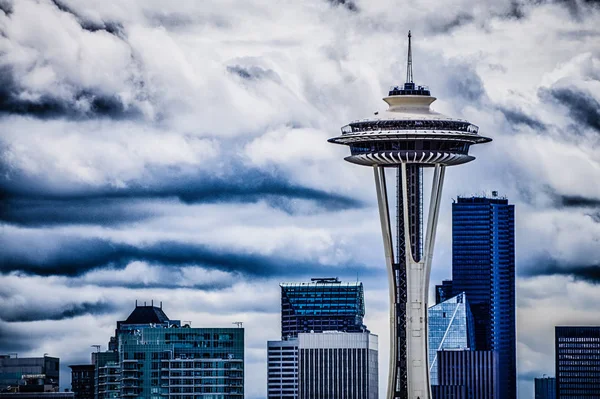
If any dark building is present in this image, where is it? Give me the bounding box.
[68,365,94,399]
[0,394,73,399]
[431,385,466,399]
[298,332,378,399]
[534,376,556,399]
[0,356,59,393]
[436,350,499,399]
[280,278,367,339]
[452,195,516,399]
[555,326,600,398]
[435,280,453,305]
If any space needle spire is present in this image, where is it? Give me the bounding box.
[329,32,491,399]
[406,30,413,84]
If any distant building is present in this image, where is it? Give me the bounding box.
[94,303,244,399]
[0,394,73,399]
[435,280,453,305]
[556,326,600,398]
[298,332,378,399]
[435,350,499,399]
[428,292,476,385]
[280,278,367,339]
[68,365,94,399]
[267,339,298,399]
[452,195,516,399]
[534,376,556,399]
[0,355,59,393]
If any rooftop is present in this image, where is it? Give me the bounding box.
[123,305,170,325]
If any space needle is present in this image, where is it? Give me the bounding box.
[329,32,491,399]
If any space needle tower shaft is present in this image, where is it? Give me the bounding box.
[329,32,491,399]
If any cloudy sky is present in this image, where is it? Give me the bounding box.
[1,0,600,397]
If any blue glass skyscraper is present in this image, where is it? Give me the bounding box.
[452,195,515,399]
[428,292,476,385]
[280,277,367,339]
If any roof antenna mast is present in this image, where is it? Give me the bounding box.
[406,30,413,84]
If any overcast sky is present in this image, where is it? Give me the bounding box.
[1,0,600,397]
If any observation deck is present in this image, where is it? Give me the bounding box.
[328,82,491,167]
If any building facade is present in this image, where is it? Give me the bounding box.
[428,293,475,385]
[436,350,499,399]
[298,332,378,399]
[69,364,94,399]
[0,355,59,393]
[534,376,556,399]
[555,326,600,398]
[280,278,367,339]
[452,195,516,399]
[94,304,244,399]
[267,340,298,399]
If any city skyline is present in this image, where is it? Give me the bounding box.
[2,1,600,399]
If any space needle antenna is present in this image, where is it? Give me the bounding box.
[406,30,413,84]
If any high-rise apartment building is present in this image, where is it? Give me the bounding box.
[298,332,378,399]
[0,355,59,392]
[435,350,499,399]
[555,326,600,398]
[428,292,475,385]
[534,376,556,399]
[280,278,367,339]
[452,195,516,399]
[94,303,244,399]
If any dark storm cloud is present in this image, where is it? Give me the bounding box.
[0,167,364,226]
[0,236,368,279]
[498,106,546,130]
[0,323,35,352]
[327,0,358,12]
[0,66,140,119]
[50,0,124,37]
[0,0,12,15]
[429,13,475,34]
[0,198,156,227]
[226,65,281,82]
[523,258,600,285]
[542,86,600,131]
[0,301,116,322]
[559,195,600,208]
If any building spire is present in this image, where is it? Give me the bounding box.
[406,30,413,84]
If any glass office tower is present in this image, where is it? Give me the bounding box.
[452,195,516,399]
[428,293,475,385]
[280,278,367,339]
[555,326,600,398]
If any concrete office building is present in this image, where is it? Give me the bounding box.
[298,332,378,399]
[267,340,299,399]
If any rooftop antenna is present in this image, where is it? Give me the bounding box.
[232,322,243,328]
[406,30,413,84]
[91,345,100,352]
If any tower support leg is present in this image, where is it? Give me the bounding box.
[375,164,446,399]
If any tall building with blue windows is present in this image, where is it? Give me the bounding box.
[555,326,600,398]
[452,194,516,399]
[534,376,556,399]
[280,277,367,339]
[428,292,476,385]
[94,303,244,399]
